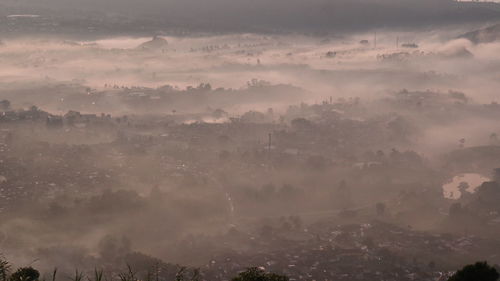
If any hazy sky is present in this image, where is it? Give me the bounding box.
[2,0,500,33]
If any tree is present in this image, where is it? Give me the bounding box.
[459,138,466,149]
[247,79,270,88]
[232,268,288,281]
[448,261,499,281]
[376,202,386,216]
[490,133,499,145]
[290,118,313,131]
[9,267,39,281]
[0,100,10,111]
[458,182,470,196]
[449,202,463,218]
[0,256,10,281]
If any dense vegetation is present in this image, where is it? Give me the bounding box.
[448,262,499,281]
[0,257,290,281]
[2,255,499,281]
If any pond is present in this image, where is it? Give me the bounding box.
[442,173,490,199]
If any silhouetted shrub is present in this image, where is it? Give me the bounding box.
[232,267,288,281]
[448,261,499,281]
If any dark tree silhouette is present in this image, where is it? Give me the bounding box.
[448,261,499,281]
[0,257,10,281]
[0,100,10,111]
[232,268,288,281]
[9,267,39,281]
[376,202,386,216]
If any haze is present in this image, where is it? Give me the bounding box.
[2,1,500,281]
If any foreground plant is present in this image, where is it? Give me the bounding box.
[231,267,288,281]
[448,261,499,281]
[0,256,10,281]
[9,267,40,281]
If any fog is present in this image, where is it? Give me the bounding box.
[2,2,500,281]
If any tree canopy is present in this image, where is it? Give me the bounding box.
[231,268,289,281]
[448,262,499,281]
